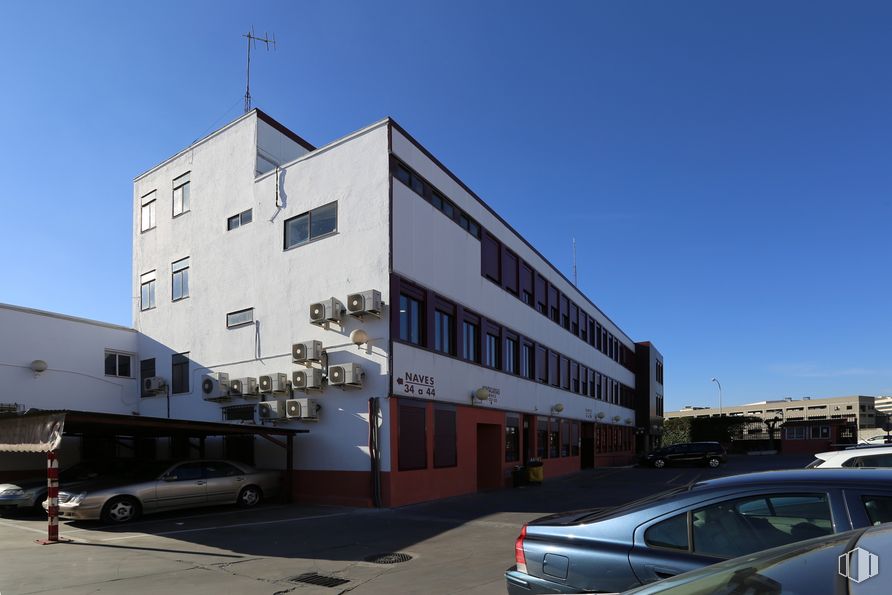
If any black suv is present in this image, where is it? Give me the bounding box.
[641,442,726,468]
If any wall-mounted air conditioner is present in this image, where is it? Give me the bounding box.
[292,340,323,364]
[230,377,259,398]
[309,297,345,325]
[285,398,319,420]
[143,376,167,395]
[201,372,231,401]
[328,363,364,388]
[258,400,286,420]
[346,289,383,318]
[292,368,324,391]
[259,373,289,394]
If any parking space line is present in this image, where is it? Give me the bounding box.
[0,518,76,537]
[95,510,355,541]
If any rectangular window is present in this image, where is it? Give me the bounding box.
[284,201,338,249]
[561,356,570,390]
[548,285,559,323]
[561,419,570,456]
[485,333,500,369]
[548,351,559,387]
[596,322,603,351]
[227,209,253,231]
[503,248,519,295]
[434,310,453,354]
[140,358,156,398]
[580,365,588,395]
[536,345,547,383]
[399,400,427,471]
[570,302,579,335]
[172,172,190,216]
[171,352,190,394]
[433,405,457,468]
[462,319,478,362]
[521,342,534,379]
[520,262,534,306]
[171,257,190,301]
[549,419,559,458]
[571,422,579,456]
[560,294,570,330]
[140,271,156,311]
[505,337,517,374]
[104,351,132,377]
[596,372,602,400]
[481,232,501,283]
[571,362,580,393]
[535,274,547,315]
[140,191,156,232]
[537,419,548,458]
[227,308,254,328]
[399,294,423,345]
[506,415,520,463]
[580,312,588,342]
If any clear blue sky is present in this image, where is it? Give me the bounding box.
[2,1,890,410]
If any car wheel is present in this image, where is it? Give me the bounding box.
[237,485,263,508]
[102,496,140,523]
[707,457,721,468]
[653,458,666,468]
[32,493,48,515]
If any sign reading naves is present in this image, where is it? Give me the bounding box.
[396,372,436,397]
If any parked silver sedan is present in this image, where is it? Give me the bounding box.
[46,459,281,523]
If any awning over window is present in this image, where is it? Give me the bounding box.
[0,412,65,452]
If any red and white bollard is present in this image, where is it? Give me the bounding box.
[36,450,67,545]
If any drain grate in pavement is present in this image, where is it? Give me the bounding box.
[289,573,350,588]
[364,552,413,564]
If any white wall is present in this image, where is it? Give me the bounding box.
[0,304,139,415]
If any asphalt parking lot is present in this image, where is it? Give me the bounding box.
[0,454,812,595]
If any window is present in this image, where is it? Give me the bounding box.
[536,345,548,383]
[204,462,244,478]
[172,172,190,216]
[862,495,892,525]
[227,209,253,230]
[645,513,689,550]
[104,351,132,377]
[398,400,427,471]
[171,257,190,301]
[845,454,892,468]
[549,419,559,458]
[548,351,558,386]
[171,352,190,394]
[434,310,453,354]
[227,308,254,328]
[504,337,517,374]
[434,405,457,468]
[692,494,831,558]
[580,312,588,342]
[560,294,570,330]
[561,356,570,390]
[569,302,578,335]
[481,232,501,283]
[485,333,499,369]
[571,422,579,456]
[561,419,570,456]
[140,358,155,397]
[506,415,520,462]
[535,274,547,314]
[520,262,534,306]
[521,342,534,379]
[537,419,548,458]
[140,271,156,311]
[580,365,588,395]
[571,361,579,393]
[549,285,560,323]
[503,248,519,295]
[140,191,156,232]
[462,319,478,362]
[222,405,256,422]
[284,202,338,249]
[399,294,423,345]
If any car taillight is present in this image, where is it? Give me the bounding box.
[514,524,528,574]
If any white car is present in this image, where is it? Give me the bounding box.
[807,445,892,468]
[860,434,892,445]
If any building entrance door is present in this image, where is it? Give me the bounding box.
[581,422,595,468]
[476,423,502,491]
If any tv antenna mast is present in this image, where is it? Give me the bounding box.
[243,27,276,113]
[572,237,578,286]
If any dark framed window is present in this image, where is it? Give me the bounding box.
[580,312,588,342]
[171,352,190,394]
[485,333,500,369]
[537,419,548,458]
[535,274,547,314]
[284,202,338,249]
[571,361,579,393]
[569,302,579,335]
[462,318,479,362]
[560,294,570,330]
[561,419,570,456]
[596,372,602,400]
[548,285,559,323]
[504,336,518,374]
[521,341,534,379]
[171,257,190,301]
[227,208,253,230]
[140,358,156,397]
[571,422,579,456]
[506,415,520,463]
[227,308,254,328]
[560,356,570,390]
[398,400,427,471]
[399,293,423,345]
[434,310,453,354]
[482,232,501,283]
[580,365,588,395]
[433,405,457,468]
[536,345,548,383]
[645,513,689,550]
[104,351,132,377]
[520,262,534,306]
[503,248,519,295]
[548,351,559,386]
[549,419,559,458]
[588,320,596,347]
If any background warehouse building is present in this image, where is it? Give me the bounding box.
[2,109,664,507]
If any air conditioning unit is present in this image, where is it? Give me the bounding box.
[292,368,324,391]
[328,363,364,388]
[143,376,167,395]
[258,400,286,420]
[347,289,383,318]
[230,377,259,398]
[259,373,289,394]
[309,297,345,325]
[201,373,231,401]
[285,398,319,421]
[292,340,323,364]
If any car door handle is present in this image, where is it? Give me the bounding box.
[196,480,206,485]
[652,567,679,579]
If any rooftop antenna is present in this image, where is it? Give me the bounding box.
[243,27,276,113]
[572,237,577,286]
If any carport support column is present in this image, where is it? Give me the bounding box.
[45,451,59,542]
[286,434,294,503]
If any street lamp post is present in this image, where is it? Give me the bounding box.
[711,377,723,417]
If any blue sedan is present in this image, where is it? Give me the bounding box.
[506,468,892,594]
